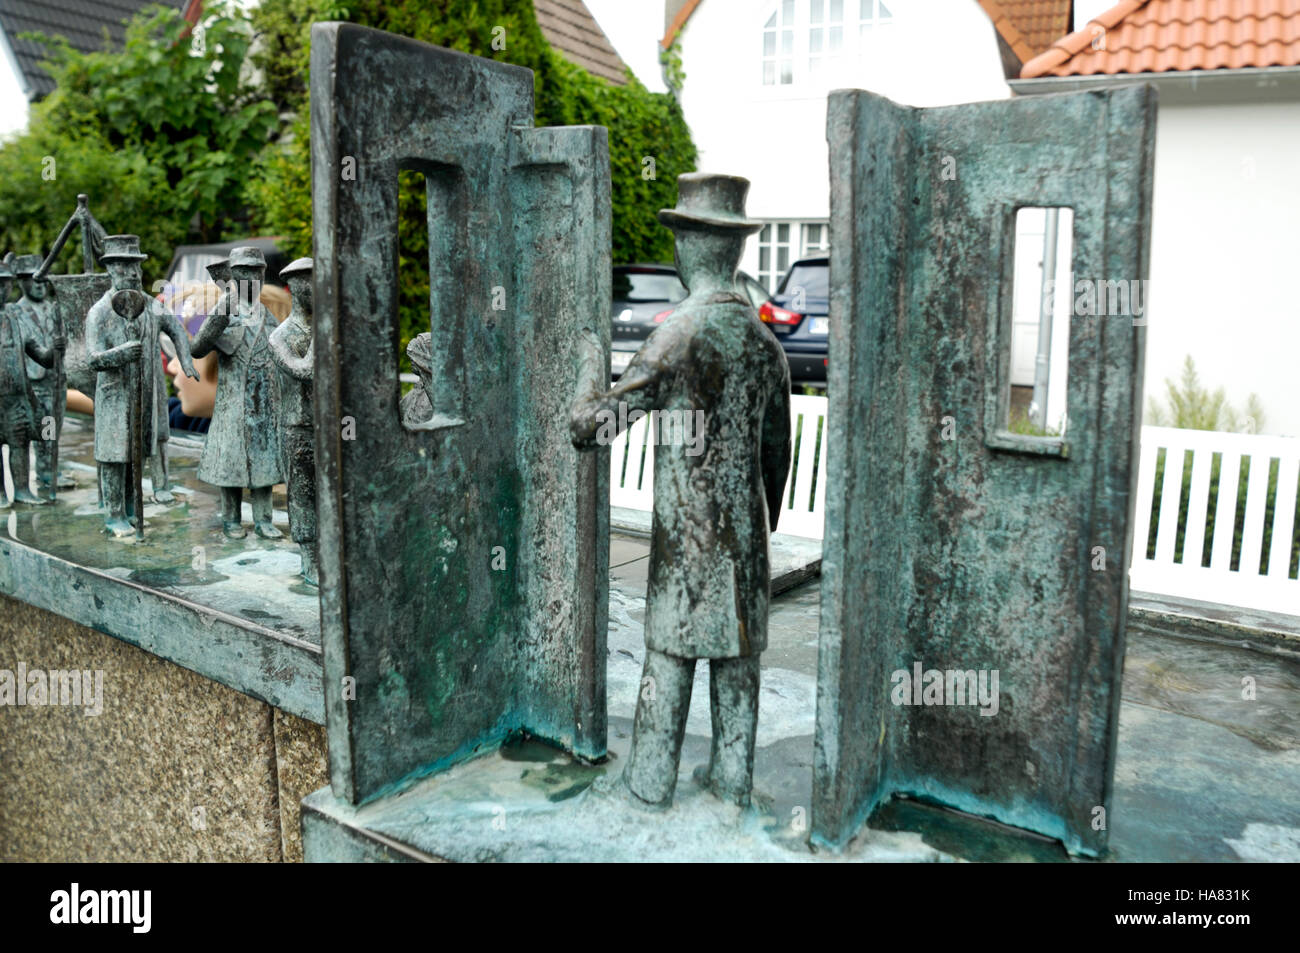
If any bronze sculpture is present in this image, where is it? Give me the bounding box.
[399,332,433,429]
[86,235,198,536]
[10,255,71,496]
[269,257,317,584]
[571,173,792,808]
[0,257,60,506]
[191,245,282,539]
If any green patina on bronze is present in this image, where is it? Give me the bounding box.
[813,86,1157,857]
[311,23,611,805]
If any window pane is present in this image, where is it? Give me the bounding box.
[760,223,771,241]
[778,247,789,273]
[780,60,792,83]
[810,29,823,54]
[783,0,794,21]
[777,223,789,242]
[879,1,892,17]
[830,25,842,51]
[831,0,844,20]
[782,30,793,55]
[861,0,872,18]
[764,31,775,56]
[759,246,770,271]
[811,0,824,23]
[763,60,775,84]
[766,11,777,28]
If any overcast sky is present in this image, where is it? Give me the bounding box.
[584,0,668,93]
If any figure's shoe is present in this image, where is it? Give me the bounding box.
[691,763,750,808]
[254,520,283,540]
[13,489,47,505]
[223,520,248,539]
[104,517,135,538]
[592,770,672,812]
[301,549,319,587]
[152,487,175,504]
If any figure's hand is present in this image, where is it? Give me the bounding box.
[182,357,199,381]
[118,340,143,363]
[52,328,66,352]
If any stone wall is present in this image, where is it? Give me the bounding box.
[0,593,327,862]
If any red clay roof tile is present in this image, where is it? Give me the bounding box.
[1021,0,1300,78]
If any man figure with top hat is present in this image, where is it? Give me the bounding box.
[0,255,60,505]
[86,234,199,536]
[11,253,70,494]
[191,245,282,539]
[269,257,317,583]
[570,173,792,809]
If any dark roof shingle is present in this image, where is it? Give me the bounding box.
[0,0,187,98]
[534,0,628,85]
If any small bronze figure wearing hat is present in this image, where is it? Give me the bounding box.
[571,173,792,809]
[0,256,61,505]
[269,257,318,583]
[11,253,71,494]
[86,235,199,536]
[191,245,283,539]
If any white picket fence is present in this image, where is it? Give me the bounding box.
[1129,426,1300,616]
[608,398,1300,617]
[608,393,828,539]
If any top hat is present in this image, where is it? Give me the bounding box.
[12,253,41,276]
[657,173,761,235]
[229,246,266,269]
[280,257,313,279]
[100,234,148,263]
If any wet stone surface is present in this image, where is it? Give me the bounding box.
[2,417,319,642]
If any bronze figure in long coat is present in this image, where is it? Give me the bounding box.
[571,174,791,809]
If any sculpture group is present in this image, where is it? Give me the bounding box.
[3,22,1155,861]
[0,202,321,584]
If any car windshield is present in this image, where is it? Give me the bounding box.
[780,263,829,299]
[614,270,687,304]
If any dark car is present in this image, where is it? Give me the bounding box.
[610,264,772,378]
[760,257,828,386]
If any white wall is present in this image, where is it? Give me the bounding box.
[676,0,1010,280]
[0,29,30,141]
[1148,100,1300,436]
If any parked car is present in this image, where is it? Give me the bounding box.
[610,264,775,378]
[760,256,828,386]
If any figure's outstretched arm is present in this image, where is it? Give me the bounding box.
[189,298,229,359]
[158,306,199,380]
[760,368,793,532]
[86,311,138,371]
[569,328,672,451]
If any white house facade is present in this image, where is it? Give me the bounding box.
[669,0,1012,291]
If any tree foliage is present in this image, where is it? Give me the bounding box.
[0,2,277,284]
[1146,355,1266,433]
[247,0,698,356]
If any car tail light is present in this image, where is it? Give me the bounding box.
[759,301,802,325]
[653,309,674,322]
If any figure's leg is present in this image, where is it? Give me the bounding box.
[150,444,174,503]
[101,462,133,536]
[287,435,317,583]
[0,441,11,508]
[701,655,761,807]
[221,487,246,538]
[34,400,53,491]
[251,486,282,539]
[624,649,695,808]
[10,425,44,504]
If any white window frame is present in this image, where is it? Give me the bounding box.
[760,0,895,90]
[755,220,830,293]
